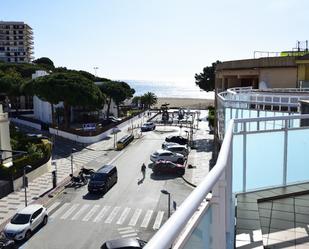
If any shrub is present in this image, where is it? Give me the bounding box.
[207,106,215,128]
[0,139,52,180]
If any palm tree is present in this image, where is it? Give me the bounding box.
[141,92,157,109]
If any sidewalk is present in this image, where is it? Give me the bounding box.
[182,117,214,187]
[0,112,154,228]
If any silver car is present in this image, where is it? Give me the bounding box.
[164,144,188,157]
[150,149,185,164]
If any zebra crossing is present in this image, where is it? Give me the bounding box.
[48,202,165,231]
[71,150,105,166]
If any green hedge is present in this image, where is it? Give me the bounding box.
[207,106,215,128]
[0,139,52,180]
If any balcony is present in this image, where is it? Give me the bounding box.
[143,87,309,249]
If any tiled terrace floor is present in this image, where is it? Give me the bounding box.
[236,182,309,248]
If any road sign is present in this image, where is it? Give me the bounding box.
[83,123,96,131]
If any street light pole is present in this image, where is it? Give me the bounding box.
[71,148,76,176]
[161,189,171,218]
[23,165,32,207]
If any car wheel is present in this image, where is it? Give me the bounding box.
[25,230,31,240]
[178,170,185,176]
[42,215,48,226]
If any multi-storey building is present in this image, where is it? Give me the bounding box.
[0,21,34,63]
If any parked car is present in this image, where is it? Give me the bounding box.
[141,122,156,131]
[4,204,48,241]
[0,235,15,249]
[88,165,118,194]
[109,116,122,122]
[150,149,185,164]
[165,135,188,145]
[161,142,179,149]
[152,160,185,175]
[165,144,188,156]
[101,238,146,249]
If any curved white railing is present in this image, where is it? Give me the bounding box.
[144,120,234,249]
[218,87,309,109]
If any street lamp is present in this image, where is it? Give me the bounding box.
[93,66,99,77]
[161,189,171,218]
[23,165,32,207]
[71,148,77,176]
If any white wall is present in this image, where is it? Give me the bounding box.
[32,70,54,124]
[0,104,12,166]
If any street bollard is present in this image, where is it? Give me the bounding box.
[52,170,57,188]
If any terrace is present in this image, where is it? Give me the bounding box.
[144,87,309,249]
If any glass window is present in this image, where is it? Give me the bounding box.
[11,214,31,224]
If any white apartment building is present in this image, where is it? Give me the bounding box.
[0,21,34,63]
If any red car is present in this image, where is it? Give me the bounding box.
[152,161,185,175]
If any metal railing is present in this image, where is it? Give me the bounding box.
[217,87,309,113]
[144,121,234,249]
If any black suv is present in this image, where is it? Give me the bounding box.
[165,135,188,145]
[88,165,118,194]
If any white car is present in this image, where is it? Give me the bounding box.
[4,204,48,241]
[150,149,185,164]
[141,122,156,131]
[161,142,179,150]
[165,144,188,156]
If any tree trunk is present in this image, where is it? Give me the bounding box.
[106,98,111,118]
[51,103,55,126]
[116,105,120,117]
[63,102,70,128]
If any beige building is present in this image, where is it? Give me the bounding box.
[215,55,309,91]
[0,21,34,63]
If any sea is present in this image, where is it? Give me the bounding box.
[124,80,215,100]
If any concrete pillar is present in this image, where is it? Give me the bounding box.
[0,104,12,167]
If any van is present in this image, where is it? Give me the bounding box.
[88,165,118,194]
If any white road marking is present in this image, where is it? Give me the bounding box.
[47,202,61,214]
[153,211,164,230]
[93,206,110,223]
[60,204,80,219]
[50,203,70,219]
[122,233,138,238]
[116,207,131,225]
[107,151,125,165]
[141,210,153,228]
[118,227,133,231]
[128,209,142,226]
[71,204,90,220]
[82,205,100,221]
[119,229,134,234]
[105,206,121,223]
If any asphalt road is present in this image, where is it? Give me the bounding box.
[19,127,193,249]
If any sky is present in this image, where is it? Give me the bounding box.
[1,0,309,85]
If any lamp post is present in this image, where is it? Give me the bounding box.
[93,66,99,77]
[23,165,32,207]
[71,148,77,176]
[161,189,171,218]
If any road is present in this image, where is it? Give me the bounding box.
[20,126,193,249]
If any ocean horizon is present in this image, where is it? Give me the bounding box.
[123,79,215,100]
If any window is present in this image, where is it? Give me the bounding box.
[31,208,43,220]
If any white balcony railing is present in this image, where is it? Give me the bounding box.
[145,121,234,249]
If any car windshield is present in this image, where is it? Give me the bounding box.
[11,213,31,225]
[91,174,107,181]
